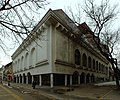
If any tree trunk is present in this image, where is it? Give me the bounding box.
[115,68,120,89]
[112,63,120,89]
[115,75,120,89]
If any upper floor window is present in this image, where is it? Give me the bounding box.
[82,53,87,67]
[99,63,101,71]
[25,52,29,69]
[88,56,91,68]
[93,59,95,69]
[31,48,36,66]
[75,49,80,65]
[96,61,98,70]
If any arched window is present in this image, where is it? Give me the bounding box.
[99,63,101,71]
[106,67,108,74]
[75,49,80,65]
[101,64,104,72]
[31,48,36,66]
[103,65,105,72]
[18,59,20,71]
[21,56,24,70]
[93,59,95,69]
[15,61,17,72]
[96,61,98,71]
[88,56,91,68]
[82,53,87,67]
[25,52,29,69]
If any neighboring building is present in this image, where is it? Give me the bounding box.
[3,62,13,82]
[0,67,2,82]
[12,9,110,88]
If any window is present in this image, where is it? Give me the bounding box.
[93,59,95,69]
[103,65,105,72]
[88,56,91,68]
[18,59,20,71]
[21,56,24,70]
[31,48,36,66]
[75,49,80,65]
[25,52,29,69]
[96,61,98,71]
[99,63,101,71]
[82,53,87,67]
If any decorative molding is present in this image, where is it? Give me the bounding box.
[56,22,68,33]
[55,59,74,67]
[75,65,80,68]
[83,67,88,70]
[36,59,49,67]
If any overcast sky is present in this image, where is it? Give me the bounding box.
[0,0,120,67]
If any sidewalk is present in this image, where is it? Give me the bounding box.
[2,81,58,99]
[2,81,120,100]
[10,82,62,100]
[65,84,120,100]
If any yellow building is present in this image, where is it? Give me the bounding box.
[3,62,13,82]
[0,68,2,82]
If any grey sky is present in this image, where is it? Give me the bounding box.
[0,0,120,67]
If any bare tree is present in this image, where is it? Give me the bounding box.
[83,0,120,88]
[66,0,120,88]
[65,4,82,24]
[0,0,48,53]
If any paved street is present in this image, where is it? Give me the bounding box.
[66,81,120,100]
[0,82,54,100]
[1,81,120,100]
[1,82,95,100]
[0,83,22,100]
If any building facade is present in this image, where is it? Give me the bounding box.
[12,9,110,88]
[0,67,2,82]
[2,62,13,82]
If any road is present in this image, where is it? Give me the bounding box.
[0,83,23,100]
[0,82,94,100]
[4,81,119,100]
[0,83,53,100]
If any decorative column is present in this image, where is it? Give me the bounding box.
[84,75,86,84]
[78,75,80,84]
[89,76,91,83]
[15,77,16,83]
[17,77,18,83]
[22,76,24,84]
[26,76,28,84]
[65,75,67,86]
[70,75,72,86]
[50,74,53,88]
[39,75,42,86]
[32,75,34,82]
[19,76,20,83]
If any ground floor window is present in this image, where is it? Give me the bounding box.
[54,74,65,86]
[34,75,39,85]
[41,74,50,86]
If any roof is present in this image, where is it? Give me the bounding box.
[11,9,109,63]
[53,9,80,34]
[11,9,82,58]
[4,62,12,68]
